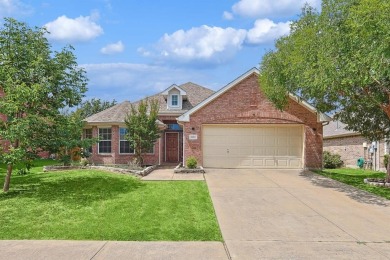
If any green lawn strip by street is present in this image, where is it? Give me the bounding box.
[315,168,390,200]
[0,162,222,241]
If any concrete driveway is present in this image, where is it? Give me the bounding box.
[206,169,390,260]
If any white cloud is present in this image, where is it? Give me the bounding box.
[223,11,234,20]
[0,0,33,17]
[246,19,291,44]
[44,13,103,42]
[145,25,246,65]
[100,41,124,54]
[231,0,321,18]
[80,63,210,102]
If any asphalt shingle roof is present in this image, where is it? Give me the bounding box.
[84,82,215,123]
[323,120,357,138]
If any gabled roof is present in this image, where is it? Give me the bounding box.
[84,82,215,124]
[323,120,358,139]
[161,84,187,97]
[133,82,214,115]
[84,101,132,124]
[177,67,332,123]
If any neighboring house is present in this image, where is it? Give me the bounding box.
[84,68,331,169]
[323,120,387,171]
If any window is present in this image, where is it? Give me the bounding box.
[119,128,134,154]
[98,128,112,153]
[385,140,390,155]
[167,124,182,130]
[83,129,93,153]
[171,94,178,106]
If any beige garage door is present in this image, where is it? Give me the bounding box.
[203,125,303,169]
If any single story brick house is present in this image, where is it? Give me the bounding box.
[323,121,387,171]
[84,68,331,169]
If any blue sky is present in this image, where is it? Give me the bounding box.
[0,0,321,102]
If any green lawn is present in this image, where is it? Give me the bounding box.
[315,168,390,200]
[0,160,222,241]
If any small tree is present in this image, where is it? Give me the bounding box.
[124,99,160,166]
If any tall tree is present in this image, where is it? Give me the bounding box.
[0,18,88,192]
[124,99,160,166]
[74,98,117,119]
[259,0,390,180]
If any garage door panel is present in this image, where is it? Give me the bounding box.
[203,125,303,169]
[265,147,276,156]
[253,159,264,166]
[264,138,276,146]
[276,147,289,156]
[277,159,288,167]
[239,147,253,156]
[204,146,227,156]
[253,147,267,156]
[265,159,276,167]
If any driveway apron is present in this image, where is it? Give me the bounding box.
[205,169,390,260]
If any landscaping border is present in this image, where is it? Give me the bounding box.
[174,163,205,174]
[43,165,157,177]
[364,178,390,188]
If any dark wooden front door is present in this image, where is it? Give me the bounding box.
[166,133,179,162]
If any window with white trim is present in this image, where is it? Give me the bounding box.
[98,128,112,153]
[171,94,178,106]
[119,128,134,154]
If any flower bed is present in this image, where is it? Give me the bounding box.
[173,163,205,174]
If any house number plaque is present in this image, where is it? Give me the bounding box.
[189,134,198,140]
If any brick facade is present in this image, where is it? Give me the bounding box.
[89,125,160,165]
[180,72,324,169]
[323,135,386,170]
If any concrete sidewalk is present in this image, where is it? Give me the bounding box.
[0,241,228,260]
[141,168,204,181]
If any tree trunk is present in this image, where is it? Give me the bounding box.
[387,160,390,183]
[3,163,13,192]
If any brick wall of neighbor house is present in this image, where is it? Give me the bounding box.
[324,135,386,170]
[323,135,365,168]
[89,125,160,165]
[181,72,323,169]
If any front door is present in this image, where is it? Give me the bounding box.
[166,133,179,162]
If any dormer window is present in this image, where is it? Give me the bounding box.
[171,94,178,106]
[162,84,187,110]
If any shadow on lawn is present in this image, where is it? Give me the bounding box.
[300,171,389,207]
[0,172,145,207]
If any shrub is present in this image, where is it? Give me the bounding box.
[80,157,89,166]
[186,156,197,169]
[323,151,343,169]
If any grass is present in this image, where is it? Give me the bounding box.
[315,168,390,200]
[0,160,222,241]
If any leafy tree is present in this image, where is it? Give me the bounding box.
[74,98,117,119]
[124,99,160,166]
[259,0,390,181]
[259,0,390,141]
[45,113,96,165]
[0,18,88,192]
